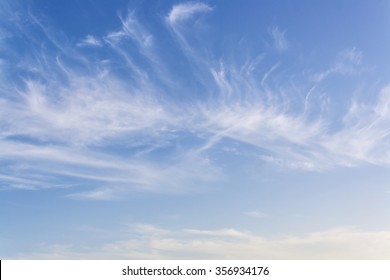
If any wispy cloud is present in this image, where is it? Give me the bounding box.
[0,77,173,145]
[198,80,390,169]
[0,5,224,199]
[2,1,390,262]
[77,35,102,47]
[2,2,390,202]
[188,44,390,169]
[320,85,390,166]
[105,10,153,47]
[268,26,289,52]
[12,225,390,259]
[163,2,214,69]
[0,137,221,197]
[166,2,213,25]
[314,47,363,81]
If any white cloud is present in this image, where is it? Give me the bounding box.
[190,49,390,169]
[204,82,390,169]
[243,211,268,218]
[66,188,116,201]
[105,11,153,48]
[0,76,173,146]
[165,2,213,62]
[0,138,221,197]
[268,26,289,52]
[2,2,390,202]
[77,35,102,47]
[318,85,390,166]
[0,173,70,191]
[13,225,390,259]
[202,102,322,145]
[166,2,212,25]
[195,95,325,170]
[2,1,390,262]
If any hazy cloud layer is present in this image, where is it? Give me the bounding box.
[11,225,390,259]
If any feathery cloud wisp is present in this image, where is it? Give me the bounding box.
[77,35,102,47]
[106,11,153,47]
[268,26,289,52]
[166,2,213,25]
[2,2,390,201]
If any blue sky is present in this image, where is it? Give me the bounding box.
[1,0,390,259]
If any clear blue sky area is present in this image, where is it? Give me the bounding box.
[1,0,390,259]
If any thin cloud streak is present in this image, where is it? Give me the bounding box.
[105,10,153,48]
[165,2,213,65]
[0,139,221,196]
[77,35,102,47]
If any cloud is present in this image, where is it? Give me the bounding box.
[191,48,390,169]
[314,47,363,82]
[0,4,224,199]
[2,1,390,262]
[194,60,326,169]
[0,71,176,176]
[12,225,390,259]
[203,82,390,169]
[200,101,322,146]
[0,173,71,191]
[2,77,172,145]
[66,188,116,201]
[2,1,390,203]
[77,35,102,47]
[166,2,212,25]
[319,85,390,165]
[165,2,213,63]
[0,138,222,197]
[268,26,289,52]
[105,10,153,47]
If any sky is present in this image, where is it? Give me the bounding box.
[1,0,390,259]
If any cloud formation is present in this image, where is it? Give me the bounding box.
[314,47,363,81]
[1,1,390,261]
[166,2,213,25]
[1,2,390,201]
[106,10,153,48]
[77,35,102,47]
[268,26,289,52]
[12,225,390,259]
